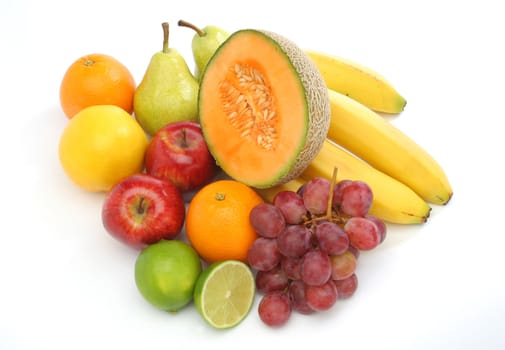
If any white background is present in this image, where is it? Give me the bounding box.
[2,0,504,349]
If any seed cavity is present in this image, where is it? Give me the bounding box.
[219,62,277,150]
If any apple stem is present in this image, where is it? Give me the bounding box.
[137,197,146,214]
[162,22,169,53]
[177,19,206,37]
[180,128,189,148]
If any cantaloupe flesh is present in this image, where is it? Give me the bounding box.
[199,31,309,188]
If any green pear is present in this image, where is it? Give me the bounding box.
[134,22,199,136]
[178,20,229,80]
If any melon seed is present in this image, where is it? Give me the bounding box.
[219,62,277,150]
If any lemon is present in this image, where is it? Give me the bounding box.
[58,105,148,192]
[135,240,202,312]
[193,260,255,329]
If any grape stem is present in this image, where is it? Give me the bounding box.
[304,211,346,226]
[326,167,338,219]
[303,167,349,227]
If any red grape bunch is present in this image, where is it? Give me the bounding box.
[247,176,387,327]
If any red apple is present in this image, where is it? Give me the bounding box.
[145,121,218,192]
[102,174,185,249]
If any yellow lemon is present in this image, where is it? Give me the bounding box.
[59,105,148,192]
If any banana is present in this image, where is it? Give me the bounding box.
[301,140,431,224]
[326,89,452,205]
[306,50,406,114]
[257,140,431,224]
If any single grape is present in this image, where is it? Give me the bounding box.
[277,225,312,258]
[347,245,361,260]
[247,237,281,271]
[334,273,358,299]
[273,191,308,225]
[258,291,292,327]
[296,183,306,197]
[366,214,387,243]
[330,251,357,280]
[288,280,314,315]
[314,221,349,255]
[280,255,301,280]
[344,217,380,251]
[305,279,338,311]
[249,203,286,238]
[340,181,373,217]
[302,177,331,215]
[255,266,289,293]
[332,179,353,208]
[300,249,332,286]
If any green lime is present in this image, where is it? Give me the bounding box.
[193,260,255,329]
[134,240,202,312]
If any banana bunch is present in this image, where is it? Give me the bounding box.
[325,89,452,205]
[258,51,453,225]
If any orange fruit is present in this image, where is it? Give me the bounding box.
[186,180,264,263]
[59,53,136,118]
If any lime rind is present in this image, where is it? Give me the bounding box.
[194,260,255,329]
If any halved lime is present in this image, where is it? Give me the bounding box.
[193,260,255,329]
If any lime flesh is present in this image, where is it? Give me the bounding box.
[193,260,255,329]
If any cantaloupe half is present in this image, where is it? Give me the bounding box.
[198,29,330,188]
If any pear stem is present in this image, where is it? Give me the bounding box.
[162,22,169,53]
[177,19,206,37]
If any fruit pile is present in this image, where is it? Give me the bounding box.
[56,19,453,330]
